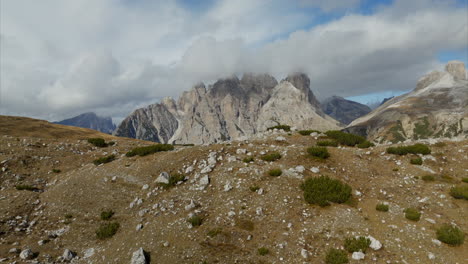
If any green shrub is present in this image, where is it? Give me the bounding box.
[267,125,291,131]
[386,144,431,155]
[410,157,423,165]
[257,247,269,256]
[325,248,348,264]
[52,169,61,173]
[87,138,108,147]
[307,146,330,159]
[376,203,389,212]
[344,236,371,253]
[268,168,282,177]
[108,141,115,146]
[462,178,468,183]
[243,157,254,163]
[357,141,374,148]
[249,186,260,192]
[187,215,203,227]
[404,208,421,221]
[207,228,222,238]
[298,130,321,135]
[160,173,185,189]
[261,152,281,162]
[433,142,447,147]
[436,224,465,246]
[301,176,352,207]
[65,214,73,219]
[96,222,119,239]
[100,210,115,220]
[325,130,366,147]
[450,185,468,200]
[392,168,399,172]
[15,184,36,191]
[126,144,174,157]
[317,140,338,147]
[422,175,435,182]
[93,154,116,165]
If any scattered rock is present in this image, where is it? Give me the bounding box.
[131,248,148,264]
[62,249,75,261]
[19,249,34,260]
[155,172,170,184]
[300,249,308,259]
[366,236,382,250]
[310,167,320,173]
[352,251,365,260]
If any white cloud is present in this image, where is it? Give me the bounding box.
[0,0,466,121]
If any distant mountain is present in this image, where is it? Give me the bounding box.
[346,61,468,143]
[321,96,372,125]
[114,73,342,144]
[55,112,116,134]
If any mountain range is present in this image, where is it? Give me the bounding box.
[54,112,116,134]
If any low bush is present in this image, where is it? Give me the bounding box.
[243,157,254,163]
[376,203,389,212]
[317,140,338,147]
[325,248,348,264]
[126,144,174,157]
[436,224,465,246]
[357,141,374,148]
[160,173,185,189]
[15,184,36,191]
[52,169,61,173]
[93,154,115,165]
[433,142,447,147]
[386,144,431,155]
[261,152,281,162]
[100,210,115,220]
[249,186,260,192]
[410,157,423,165]
[404,208,421,221]
[422,175,435,182]
[307,146,330,159]
[298,130,321,135]
[463,178,468,183]
[301,176,352,207]
[325,130,366,147]
[207,228,222,238]
[258,247,269,256]
[344,236,371,253]
[87,138,108,147]
[268,168,282,177]
[449,185,468,200]
[187,215,203,227]
[267,125,291,131]
[96,222,119,239]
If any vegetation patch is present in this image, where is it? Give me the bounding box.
[357,141,374,148]
[325,130,366,147]
[462,178,468,183]
[126,144,174,157]
[386,144,431,155]
[267,125,291,131]
[100,210,115,220]
[268,168,282,177]
[52,169,61,173]
[87,138,108,147]
[207,228,223,238]
[404,208,421,221]
[421,175,435,182]
[410,157,423,165]
[413,116,433,139]
[242,157,254,163]
[160,173,186,189]
[449,185,468,200]
[187,215,203,227]
[260,152,282,162]
[344,236,371,253]
[96,222,120,239]
[258,247,269,256]
[389,121,407,143]
[93,154,116,165]
[317,140,338,147]
[325,248,348,264]
[15,184,37,191]
[249,186,260,192]
[301,176,352,207]
[298,129,321,135]
[307,146,330,159]
[376,203,389,212]
[436,224,465,246]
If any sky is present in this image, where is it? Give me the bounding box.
[0,0,467,122]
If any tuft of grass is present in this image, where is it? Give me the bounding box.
[52,169,61,173]
[267,125,291,131]
[386,144,431,155]
[433,142,447,147]
[462,178,468,183]
[301,176,352,207]
[376,203,389,212]
[15,184,36,191]
[100,210,115,220]
[325,248,348,264]
[317,140,338,147]
[392,168,399,172]
[258,247,269,256]
[65,214,73,219]
[325,130,366,147]
[249,186,260,192]
[357,141,374,148]
[126,144,174,157]
[235,219,254,231]
[187,215,203,227]
[410,157,423,165]
[93,154,116,165]
[268,168,282,177]
[344,236,371,253]
[260,152,281,162]
[422,175,435,182]
[298,130,321,135]
[87,138,108,147]
[449,185,468,200]
[96,222,119,239]
[243,157,254,163]
[404,208,421,221]
[307,146,330,159]
[207,228,222,238]
[160,173,185,189]
[436,224,465,246]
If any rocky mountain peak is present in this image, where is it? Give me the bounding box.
[284,73,323,111]
[54,112,116,134]
[240,73,278,94]
[445,60,466,80]
[208,75,242,99]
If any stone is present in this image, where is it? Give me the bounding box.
[200,166,213,174]
[275,136,286,142]
[142,184,149,190]
[83,248,95,258]
[236,149,247,155]
[310,167,320,173]
[352,251,365,260]
[19,249,34,260]
[366,236,382,250]
[199,175,210,188]
[9,248,19,254]
[295,165,305,173]
[136,224,143,231]
[155,172,170,184]
[131,248,148,264]
[185,200,196,211]
[301,249,308,259]
[62,249,75,261]
[185,166,194,174]
[224,182,233,192]
[428,252,435,260]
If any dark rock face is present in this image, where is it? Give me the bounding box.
[55,112,116,134]
[321,96,372,125]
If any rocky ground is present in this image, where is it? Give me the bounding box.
[0,116,467,263]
